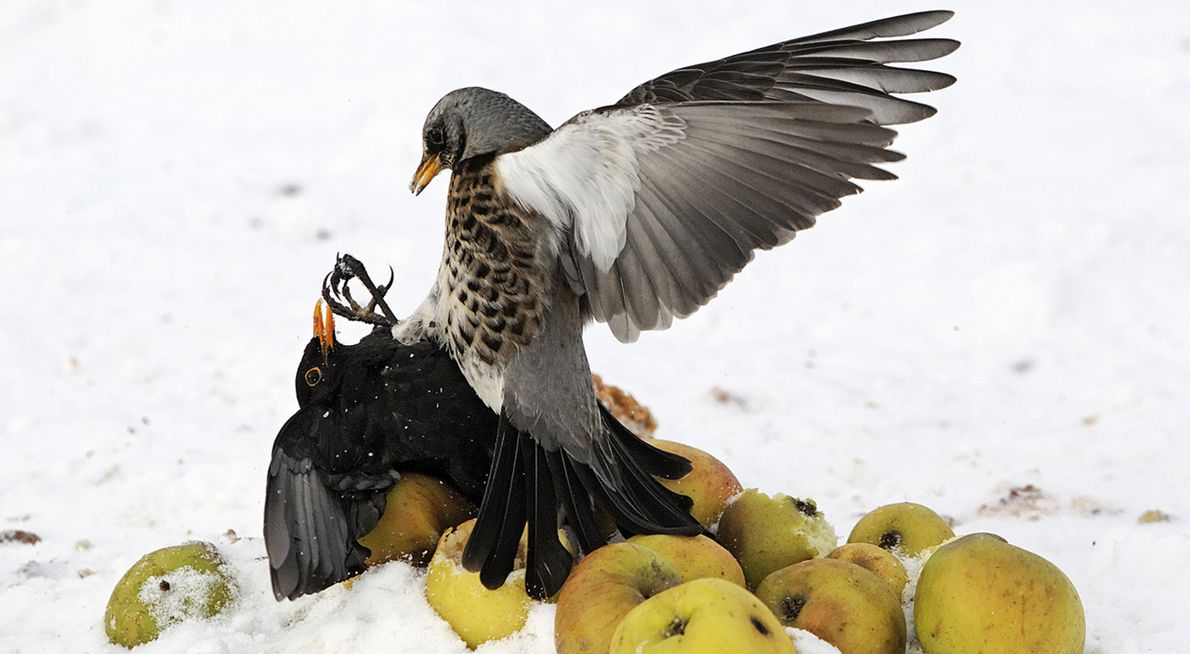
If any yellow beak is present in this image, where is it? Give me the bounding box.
[313,299,335,362]
[410,153,444,195]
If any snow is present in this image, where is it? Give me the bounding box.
[2,1,1188,652]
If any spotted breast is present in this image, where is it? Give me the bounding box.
[435,155,555,409]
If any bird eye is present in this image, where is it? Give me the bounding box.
[427,127,444,145]
[304,367,322,386]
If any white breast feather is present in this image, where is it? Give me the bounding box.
[496,105,686,273]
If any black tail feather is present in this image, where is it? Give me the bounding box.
[462,416,526,586]
[464,408,700,597]
[522,436,573,598]
[599,404,692,480]
[547,450,606,554]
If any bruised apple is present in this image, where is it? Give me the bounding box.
[358,473,477,567]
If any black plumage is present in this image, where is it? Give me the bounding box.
[263,302,496,600]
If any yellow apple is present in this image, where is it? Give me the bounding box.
[104,541,234,648]
[650,439,743,529]
[358,472,477,567]
[555,542,683,654]
[610,578,795,653]
[756,558,905,654]
[628,534,746,588]
[716,490,838,589]
[825,543,909,599]
[424,518,532,648]
[914,533,1085,654]
[847,502,953,556]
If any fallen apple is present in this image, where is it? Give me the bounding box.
[914,533,1085,654]
[424,518,532,648]
[627,534,746,588]
[104,541,234,648]
[610,577,794,654]
[649,439,743,530]
[555,542,683,654]
[716,489,838,589]
[825,542,908,599]
[756,558,905,654]
[358,472,477,567]
[847,502,954,556]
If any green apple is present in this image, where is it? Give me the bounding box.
[358,472,477,567]
[847,502,954,556]
[104,541,234,648]
[610,578,794,654]
[555,542,683,654]
[650,439,744,530]
[825,542,909,599]
[716,489,838,589]
[914,533,1085,654]
[424,518,532,648]
[628,534,746,588]
[756,558,905,654]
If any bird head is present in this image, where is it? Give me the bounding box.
[296,300,340,407]
[410,86,552,195]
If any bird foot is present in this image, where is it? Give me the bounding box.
[321,253,400,326]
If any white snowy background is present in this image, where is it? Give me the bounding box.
[2,1,1188,652]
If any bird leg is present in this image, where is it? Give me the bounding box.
[320,253,400,326]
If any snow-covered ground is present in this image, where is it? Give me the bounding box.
[2,2,1188,652]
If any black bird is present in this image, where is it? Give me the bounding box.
[401,12,958,599]
[264,293,497,600]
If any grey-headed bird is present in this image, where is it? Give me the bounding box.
[399,11,959,598]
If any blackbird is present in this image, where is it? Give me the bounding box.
[264,265,497,600]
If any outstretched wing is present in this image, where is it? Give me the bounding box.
[617,10,958,124]
[495,12,957,342]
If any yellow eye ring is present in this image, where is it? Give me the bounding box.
[304,367,322,387]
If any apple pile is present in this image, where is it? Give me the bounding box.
[101,379,1085,653]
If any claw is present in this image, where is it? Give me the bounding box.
[318,254,401,327]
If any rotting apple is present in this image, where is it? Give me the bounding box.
[716,489,838,589]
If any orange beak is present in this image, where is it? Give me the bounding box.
[313,299,335,362]
[410,153,444,195]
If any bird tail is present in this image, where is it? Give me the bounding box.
[461,406,700,599]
